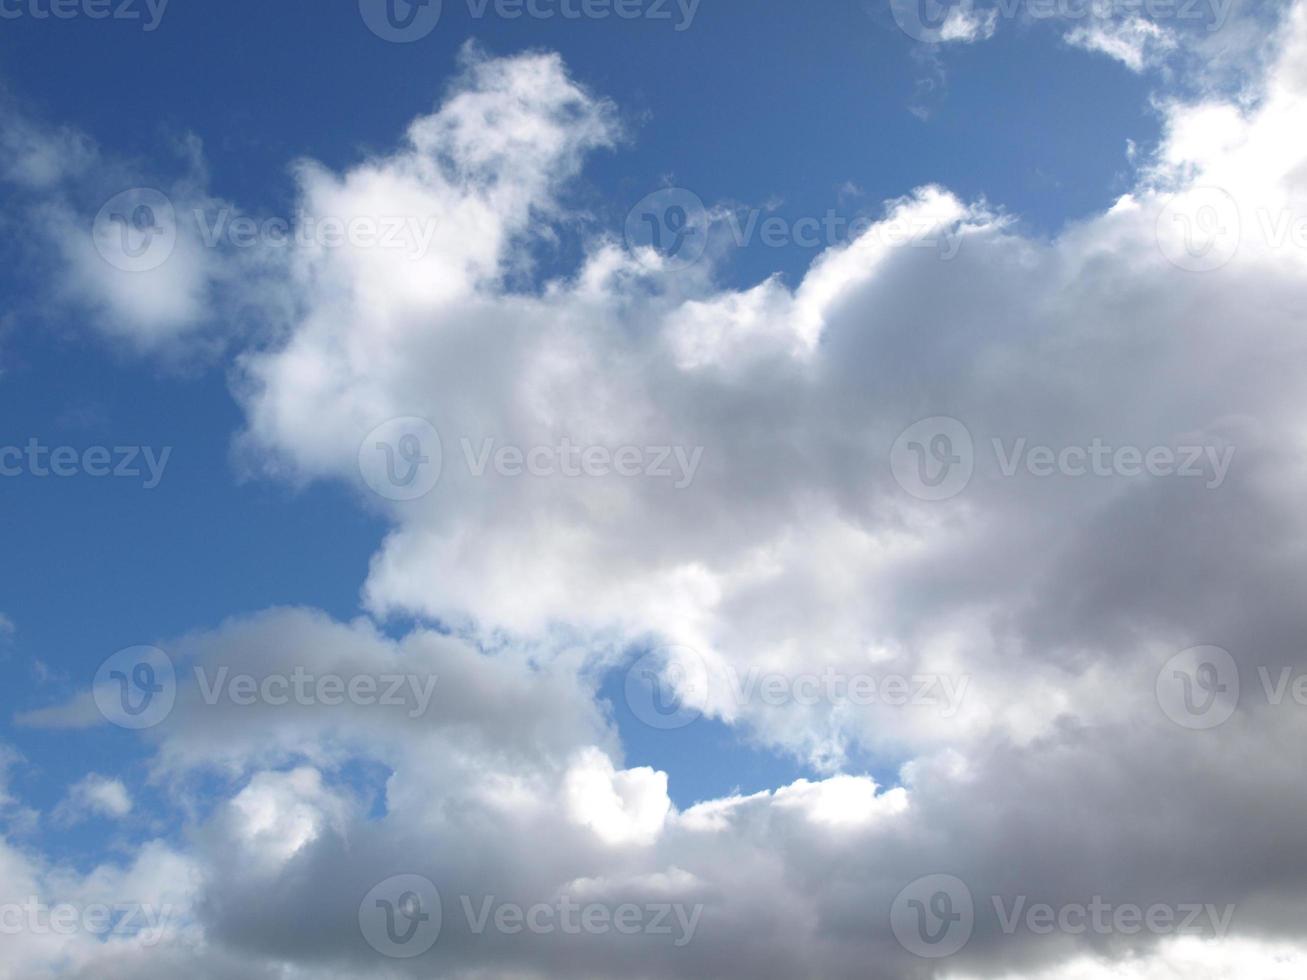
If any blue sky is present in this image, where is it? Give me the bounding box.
[0,0,1164,817]
[3,1,1306,978]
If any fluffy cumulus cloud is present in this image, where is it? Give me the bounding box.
[7,2,1307,976]
[54,775,133,824]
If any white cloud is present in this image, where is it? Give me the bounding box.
[563,747,670,846]
[948,935,1307,979]
[1064,17,1179,71]
[8,4,1307,978]
[54,775,133,824]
